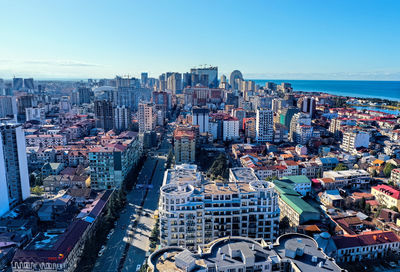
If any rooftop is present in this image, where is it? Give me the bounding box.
[372,184,400,200]
[229,167,259,183]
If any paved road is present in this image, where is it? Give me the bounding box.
[93,135,171,272]
[123,155,166,272]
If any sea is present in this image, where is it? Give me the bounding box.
[253,80,400,101]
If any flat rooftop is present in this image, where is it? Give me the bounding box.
[275,234,343,272]
[229,167,259,183]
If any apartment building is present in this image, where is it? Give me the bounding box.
[340,130,370,153]
[222,116,239,141]
[25,134,67,147]
[138,102,156,133]
[391,168,400,186]
[256,109,273,142]
[159,167,280,251]
[0,123,30,216]
[89,137,141,190]
[173,127,196,164]
[25,107,46,123]
[332,231,400,262]
[273,178,320,227]
[323,169,370,188]
[149,234,343,272]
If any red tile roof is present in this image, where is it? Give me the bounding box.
[372,184,400,200]
[333,231,400,249]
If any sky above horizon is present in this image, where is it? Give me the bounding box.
[0,0,399,80]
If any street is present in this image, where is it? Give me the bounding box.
[93,133,171,272]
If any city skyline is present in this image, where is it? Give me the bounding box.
[1,0,399,80]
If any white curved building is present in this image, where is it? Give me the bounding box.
[159,167,280,251]
[229,70,243,91]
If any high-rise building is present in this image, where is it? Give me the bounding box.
[0,96,17,121]
[190,67,218,87]
[25,107,46,123]
[278,82,293,93]
[340,130,370,153]
[173,126,196,164]
[94,100,114,131]
[182,72,192,88]
[279,107,300,128]
[12,78,23,90]
[89,137,141,190]
[191,107,209,134]
[152,91,170,113]
[16,95,34,116]
[141,72,148,87]
[59,96,71,113]
[243,117,256,139]
[115,75,139,88]
[167,73,182,94]
[265,82,277,91]
[222,117,240,141]
[78,86,92,104]
[256,109,274,142]
[113,106,131,131]
[0,123,30,216]
[289,112,313,144]
[158,74,166,91]
[229,70,243,90]
[138,102,156,133]
[298,96,316,118]
[23,78,34,90]
[159,166,280,250]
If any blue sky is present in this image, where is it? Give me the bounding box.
[0,0,399,80]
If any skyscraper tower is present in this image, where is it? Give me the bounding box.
[0,123,30,216]
[229,70,243,90]
[94,100,114,131]
[256,108,273,142]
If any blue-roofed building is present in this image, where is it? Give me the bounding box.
[316,157,339,171]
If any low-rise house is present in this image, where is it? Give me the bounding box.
[41,163,64,179]
[12,190,113,272]
[319,190,343,208]
[371,184,400,210]
[316,157,339,171]
[332,230,400,262]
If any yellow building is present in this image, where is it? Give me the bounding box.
[371,184,400,210]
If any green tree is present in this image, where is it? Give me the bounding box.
[208,154,228,179]
[334,163,348,171]
[279,216,290,234]
[31,186,44,195]
[383,163,396,178]
[358,197,366,210]
[364,203,371,215]
[265,176,278,181]
[166,148,174,169]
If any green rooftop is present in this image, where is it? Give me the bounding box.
[282,175,311,185]
[273,177,319,217]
